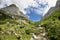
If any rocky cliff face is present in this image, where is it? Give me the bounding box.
[44,0,60,17]
[56,0,60,7]
[0,4,28,19]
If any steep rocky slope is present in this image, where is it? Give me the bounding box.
[44,0,60,17]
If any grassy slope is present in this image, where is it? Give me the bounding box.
[0,10,37,40]
[39,7,60,40]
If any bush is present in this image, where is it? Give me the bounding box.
[44,21,60,40]
[25,29,32,34]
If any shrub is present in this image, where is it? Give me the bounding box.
[25,29,32,34]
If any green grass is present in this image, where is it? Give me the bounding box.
[0,9,40,40]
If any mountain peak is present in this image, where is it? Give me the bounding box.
[0,4,28,19]
[8,4,18,8]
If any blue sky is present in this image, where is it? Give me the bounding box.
[25,2,48,21]
[25,7,43,21]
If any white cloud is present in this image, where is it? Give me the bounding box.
[0,0,12,9]
[46,0,57,7]
[35,9,44,14]
[0,5,4,8]
[5,0,12,6]
[43,0,57,16]
[43,6,50,16]
[11,0,38,14]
